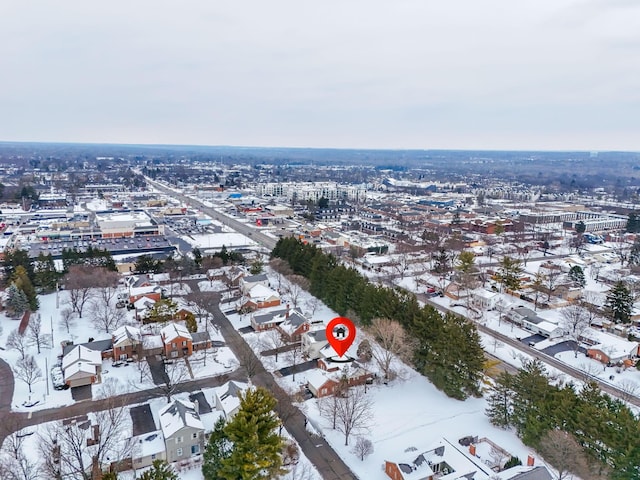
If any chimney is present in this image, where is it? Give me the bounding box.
[527,454,535,466]
[286,304,290,319]
[193,399,200,414]
[469,444,476,456]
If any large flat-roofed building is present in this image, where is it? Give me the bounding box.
[95,211,164,238]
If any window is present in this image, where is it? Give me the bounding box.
[176,436,183,443]
[176,448,183,457]
[191,445,200,455]
[151,454,156,460]
[171,351,178,358]
[172,342,177,348]
[119,354,127,361]
[182,340,187,347]
[192,432,198,439]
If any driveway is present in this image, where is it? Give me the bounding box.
[130,404,157,436]
[277,359,317,378]
[0,358,14,410]
[70,385,92,402]
[520,334,547,347]
[541,340,585,357]
[146,355,169,385]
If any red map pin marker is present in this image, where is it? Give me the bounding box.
[326,317,356,358]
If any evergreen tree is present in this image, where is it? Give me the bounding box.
[575,221,586,234]
[626,212,640,233]
[134,254,163,274]
[605,281,633,324]
[3,248,34,286]
[138,460,178,480]
[5,283,29,318]
[568,265,586,288]
[33,252,59,292]
[511,360,554,447]
[202,417,232,480]
[629,238,640,266]
[431,248,450,275]
[486,372,515,429]
[11,265,39,311]
[497,256,522,292]
[218,387,284,480]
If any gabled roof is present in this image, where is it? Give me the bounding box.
[62,339,113,356]
[64,361,98,379]
[112,325,141,346]
[247,284,279,300]
[214,380,248,417]
[192,331,211,344]
[252,309,287,325]
[243,273,268,283]
[160,323,192,343]
[158,399,203,438]
[62,345,102,371]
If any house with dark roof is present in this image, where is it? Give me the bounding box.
[212,380,249,419]
[250,308,288,332]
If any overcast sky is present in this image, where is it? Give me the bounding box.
[1,1,639,151]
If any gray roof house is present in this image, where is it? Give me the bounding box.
[158,399,205,463]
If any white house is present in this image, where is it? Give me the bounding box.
[62,345,103,388]
[212,380,248,419]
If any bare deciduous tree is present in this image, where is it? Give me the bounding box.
[6,330,28,360]
[93,269,121,307]
[265,328,288,362]
[334,386,374,445]
[351,436,374,461]
[60,307,76,335]
[561,304,589,358]
[541,263,563,301]
[368,318,411,381]
[26,314,49,354]
[285,341,303,382]
[38,379,133,480]
[157,360,190,403]
[537,430,591,480]
[89,300,127,333]
[14,354,43,394]
[286,275,310,309]
[618,379,639,402]
[64,265,97,318]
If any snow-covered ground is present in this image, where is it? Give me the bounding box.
[181,232,257,250]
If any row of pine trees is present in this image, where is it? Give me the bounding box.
[271,237,485,400]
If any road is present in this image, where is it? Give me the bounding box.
[416,292,640,408]
[145,178,278,251]
[204,290,359,480]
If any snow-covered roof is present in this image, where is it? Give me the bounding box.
[387,438,493,480]
[112,325,141,346]
[64,360,97,379]
[583,327,639,358]
[160,323,192,343]
[214,380,248,417]
[62,345,102,371]
[158,399,203,439]
[247,284,279,300]
[132,430,166,458]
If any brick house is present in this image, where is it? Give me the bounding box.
[111,325,142,361]
[161,323,193,358]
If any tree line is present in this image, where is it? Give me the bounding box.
[271,237,485,400]
[486,359,640,480]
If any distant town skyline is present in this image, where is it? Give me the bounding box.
[1,1,639,152]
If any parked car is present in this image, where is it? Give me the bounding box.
[51,366,67,390]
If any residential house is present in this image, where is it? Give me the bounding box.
[112,325,142,361]
[224,267,245,288]
[276,308,311,342]
[62,345,103,388]
[301,327,328,360]
[62,339,113,360]
[158,399,205,463]
[191,331,212,352]
[212,380,249,419]
[306,360,373,398]
[507,306,563,339]
[384,439,494,480]
[582,328,639,365]
[129,404,166,469]
[469,289,499,311]
[161,323,193,358]
[241,284,281,311]
[131,431,166,469]
[239,273,270,295]
[250,308,287,332]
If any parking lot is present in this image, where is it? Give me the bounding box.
[27,235,175,259]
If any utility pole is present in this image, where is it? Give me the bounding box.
[45,356,49,396]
